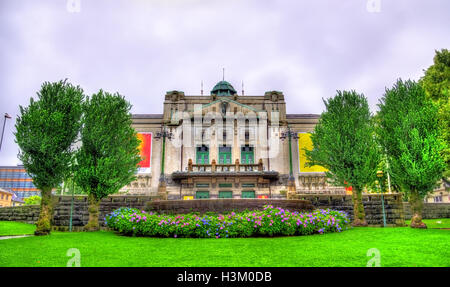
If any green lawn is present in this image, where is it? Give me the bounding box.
[0,221,36,236]
[0,222,449,267]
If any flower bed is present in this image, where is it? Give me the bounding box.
[105,205,350,238]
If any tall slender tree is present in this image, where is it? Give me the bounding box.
[377,79,445,228]
[306,90,379,226]
[420,49,450,177]
[15,80,84,235]
[74,90,141,231]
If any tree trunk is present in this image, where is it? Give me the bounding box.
[351,187,368,227]
[35,187,53,236]
[84,193,101,231]
[409,189,427,229]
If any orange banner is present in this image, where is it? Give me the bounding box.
[137,132,152,173]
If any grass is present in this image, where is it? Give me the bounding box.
[0,221,36,236]
[405,218,450,229]
[0,221,449,267]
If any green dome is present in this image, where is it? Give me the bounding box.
[210,81,237,96]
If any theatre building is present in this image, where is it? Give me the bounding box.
[121,81,347,199]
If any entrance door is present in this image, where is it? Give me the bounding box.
[241,190,255,198]
[219,191,233,198]
[196,191,210,199]
[219,146,232,164]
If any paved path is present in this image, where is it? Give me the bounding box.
[0,234,33,240]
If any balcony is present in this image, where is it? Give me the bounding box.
[172,158,279,180]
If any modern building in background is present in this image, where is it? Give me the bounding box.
[0,165,40,199]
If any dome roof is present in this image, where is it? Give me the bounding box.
[210,81,237,96]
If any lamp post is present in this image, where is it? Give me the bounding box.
[155,125,173,200]
[377,170,387,227]
[280,125,298,198]
[385,153,392,193]
[0,113,12,151]
[69,178,75,232]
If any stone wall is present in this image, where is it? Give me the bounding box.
[403,203,450,219]
[0,195,161,231]
[0,205,40,224]
[1,193,449,229]
[146,199,314,214]
[291,193,406,226]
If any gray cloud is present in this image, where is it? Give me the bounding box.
[1,0,449,165]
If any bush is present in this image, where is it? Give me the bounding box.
[105,205,350,238]
[24,195,41,206]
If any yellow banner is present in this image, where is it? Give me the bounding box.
[298,133,328,172]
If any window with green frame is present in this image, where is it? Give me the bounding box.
[219,183,232,188]
[241,190,255,198]
[241,183,255,188]
[241,146,254,164]
[219,146,232,164]
[219,191,233,198]
[196,183,210,188]
[196,145,209,164]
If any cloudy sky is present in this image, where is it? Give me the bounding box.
[0,0,449,166]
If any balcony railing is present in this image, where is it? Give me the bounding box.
[188,159,263,173]
[171,158,279,180]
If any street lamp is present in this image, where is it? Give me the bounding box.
[69,178,75,232]
[377,170,387,227]
[155,125,173,199]
[0,113,12,151]
[280,125,299,197]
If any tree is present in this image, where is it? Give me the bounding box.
[15,80,84,235]
[306,90,379,226]
[74,90,141,231]
[420,49,450,177]
[377,79,445,228]
[420,49,450,102]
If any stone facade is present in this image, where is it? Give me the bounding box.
[425,179,450,203]
[121,82,347,199]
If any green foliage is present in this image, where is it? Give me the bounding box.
[105,206,350,238]
[420,49,450,177]
[15,80,84,191]
[420,49,450,102]
[24,195,41,206]
[74,90,141,201]
[306,90,380,192]
[376,79,445,198]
